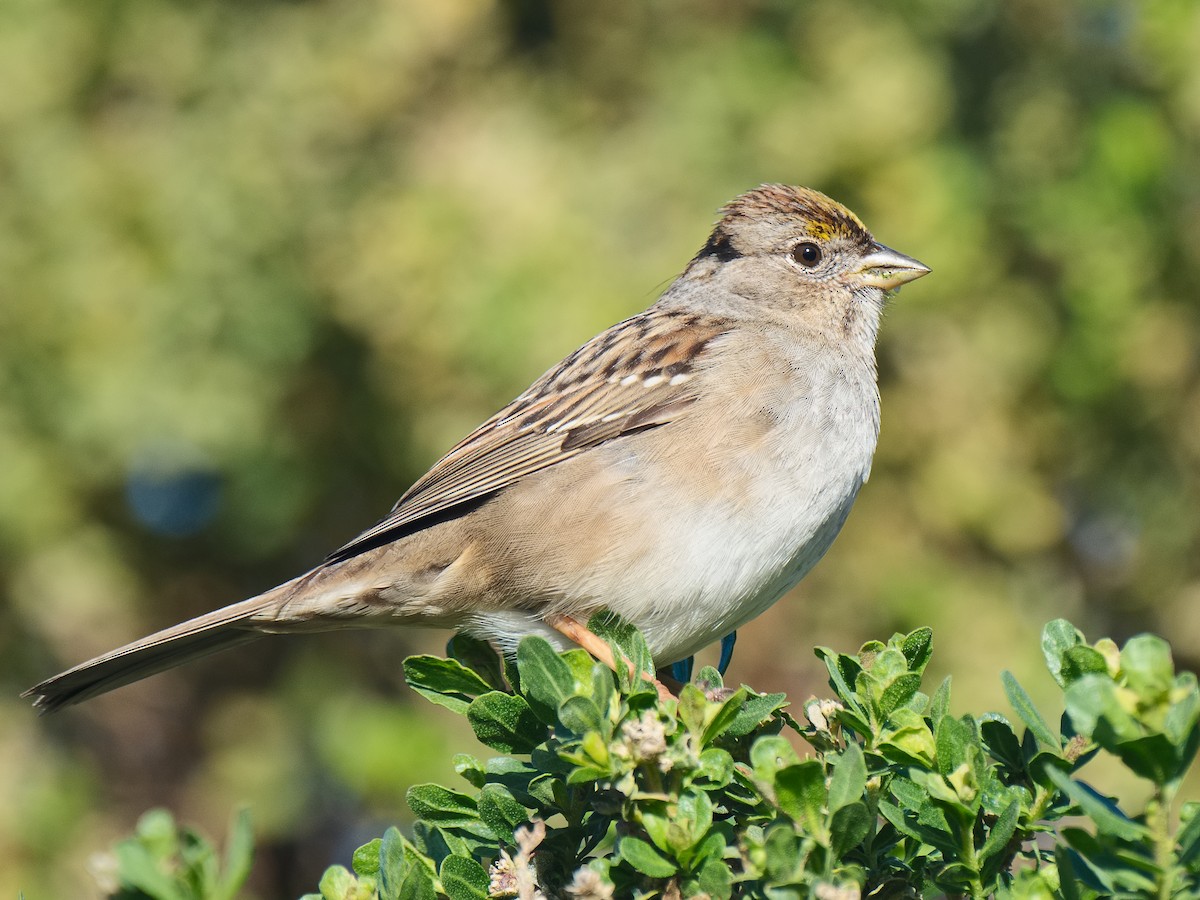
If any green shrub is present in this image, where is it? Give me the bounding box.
[103,619,1200,899]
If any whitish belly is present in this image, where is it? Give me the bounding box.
[614,476,864,664]
[471,457,867,667]
[469,357,879,665]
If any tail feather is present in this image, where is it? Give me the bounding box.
[23,593,280,713]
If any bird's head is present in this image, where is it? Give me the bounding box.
[683,184,930,325]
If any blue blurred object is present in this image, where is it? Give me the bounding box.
[125,442,223,537]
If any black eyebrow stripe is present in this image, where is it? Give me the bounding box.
[694,230,742,263]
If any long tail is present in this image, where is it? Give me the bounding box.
[23,587,292,713]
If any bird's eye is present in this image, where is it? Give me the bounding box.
[791,242,822,267]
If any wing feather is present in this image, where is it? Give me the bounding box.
[325,310,726,563]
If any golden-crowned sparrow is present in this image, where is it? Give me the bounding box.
[25,184,929,711]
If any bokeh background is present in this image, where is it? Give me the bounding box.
[4,0,1200,895]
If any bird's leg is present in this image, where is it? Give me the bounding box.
[545,614,675,702]
[667,655,695,685]
[718,631,738,675]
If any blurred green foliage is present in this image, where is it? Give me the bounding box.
[4,0,1200,895]
[102,808,253,900]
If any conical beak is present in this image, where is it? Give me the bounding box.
[853,243,931,290]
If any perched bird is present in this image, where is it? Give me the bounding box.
[24,184,929,712]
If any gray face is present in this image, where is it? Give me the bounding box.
[682,185,929,321]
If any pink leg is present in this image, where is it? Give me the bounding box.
[545,614,675,702]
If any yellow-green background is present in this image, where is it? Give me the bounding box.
[4,0,1199,895]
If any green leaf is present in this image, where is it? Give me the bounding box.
[827,741,867,813]
[317,865,357,900]
[722,690,788,739]
[834,704,874,740]
[815,647,862,708]
[1060,827,1157,894]
[679,683,752,745]
[218,807,254,900]
[131,808,180,860]
[703,687,748,744]
[684,829,728,869]
[525,773,560,811]
[929,676,952,730]
[440,855,490,900]
[979,799,1020,868]
[1060,645,1110,686]
[1177,802,1200,867]
[503,654,522,696]
[892,775,955,839]
[447,633,507,691]
[481,757,542,807]
[675,788,715,850]
[935,713,976,776]
[1002,671,1058,750]
[888,775,929,812]
[477,783,530,843]
[1065,675,1139,743]
[589,613,654,690]
[404,655,496,715]
[560,729,612,780]
[1044,768,1150,842]
[1026,749,1072,791]
[678,683,707,735]
[695,666,724,693]
[406,785,488,837]
[1042,619,1085,688]
[750,735,801,782]
[591,664,616,719]
[416,824,490,867]
[378,828,405,900]
[467,691,548,754]
[557,695,605,736]
[878,798,954,852]
[901,626,934,672]
[1165,673,1200,747]
[980,716,1024,773]
[877,706,937,767]
[691,857,734,900]
[618,835,678,878]
[697,747,734,786]
[516,636,578,725]
[774,760,826,836]
[640,801,674,854]
[378,827,436,900]
[829,801,871,857]
[762,824,800,881]
[453,753,486,789]
[114,841,187,900]
[351,839,382,878]
[909,766,971,814]
[1054,844,1085,900]
[560,647,598,686]
[530,744,572,780]
[1109,732,1183,784]
[979,771,1028,823]
[878,673,923,719]
[1120,633,1175,696]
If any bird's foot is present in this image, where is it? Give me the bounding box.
[546,614,676,701]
